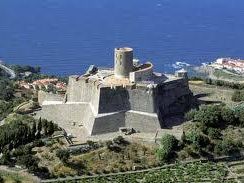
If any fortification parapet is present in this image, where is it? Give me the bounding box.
[129,62,153,82]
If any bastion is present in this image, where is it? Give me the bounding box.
[37,48,194,138]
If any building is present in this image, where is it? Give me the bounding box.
[36,48,194,139]
[213,58,244,74]
[18,79,67,91]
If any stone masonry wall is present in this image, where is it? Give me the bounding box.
[38,90,63,105]
[98,87,130,113]
[36,103,89,129]
[91,112,125,135]
[38,76,193,136]
[66,76,100,115]
[125,111,161,132]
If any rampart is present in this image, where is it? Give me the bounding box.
[38,75,193,137]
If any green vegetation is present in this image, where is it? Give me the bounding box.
[205,78,244,90]
[10,64,41,74]
[232,90,244,102]
[56,149,70,163]
[213,69,244,81]
[0,77,31,120]
[75,162,228,183]
[156,134,178,162]
[35,136,158,178]
[0,114,57,178]
[187,105,243,128]
[0,78,14,101]
[184,105,243,158]
[0,170,36,183]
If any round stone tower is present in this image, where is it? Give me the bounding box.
[114,47,133,78]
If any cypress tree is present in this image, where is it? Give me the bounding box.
[37,118,42,133]
[48,121,54,135]
[42,119,48,136]
[31,121,37,139]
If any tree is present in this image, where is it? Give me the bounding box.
[12,145,32,157]
[37,118,42,133]
[42,119,48,136]
[0,79,14,101]
[47,121,54,135]
[31,121,37,139]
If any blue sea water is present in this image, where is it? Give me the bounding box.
[1,0,244,76]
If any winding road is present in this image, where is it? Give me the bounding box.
[0,60,16,79]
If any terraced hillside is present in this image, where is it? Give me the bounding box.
[49,161,237,183]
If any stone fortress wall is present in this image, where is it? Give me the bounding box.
[37,47,195,139]
[38,75,193,136]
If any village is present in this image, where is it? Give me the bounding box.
[210,58,244,75]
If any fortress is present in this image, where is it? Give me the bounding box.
[37,48,194,139]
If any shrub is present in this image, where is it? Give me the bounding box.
[189,77,203,81]
[231,90,244,102]
[113,136,126,145]
[87,140,95,147]
[194,105,222,128]
[177,149,189,160]
[239,113,244,127]
[214,139,240,155]
[184,146,200,159]
[105,139,122,152]
[56,149,70,163]
[207,128,221,140]
[0,151,11,165]
[105,140,113,150]
[156,134,178,162]
[53,164,76,177]
[185,131,209,148]
[185,109,197,121]
[0,176,3,183]
[221,107,236,125]
[16,154,39,172]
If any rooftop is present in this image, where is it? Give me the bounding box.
[73,67,181,88]
[115,47,133,52]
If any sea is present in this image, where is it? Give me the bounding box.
[1,0,244,76]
